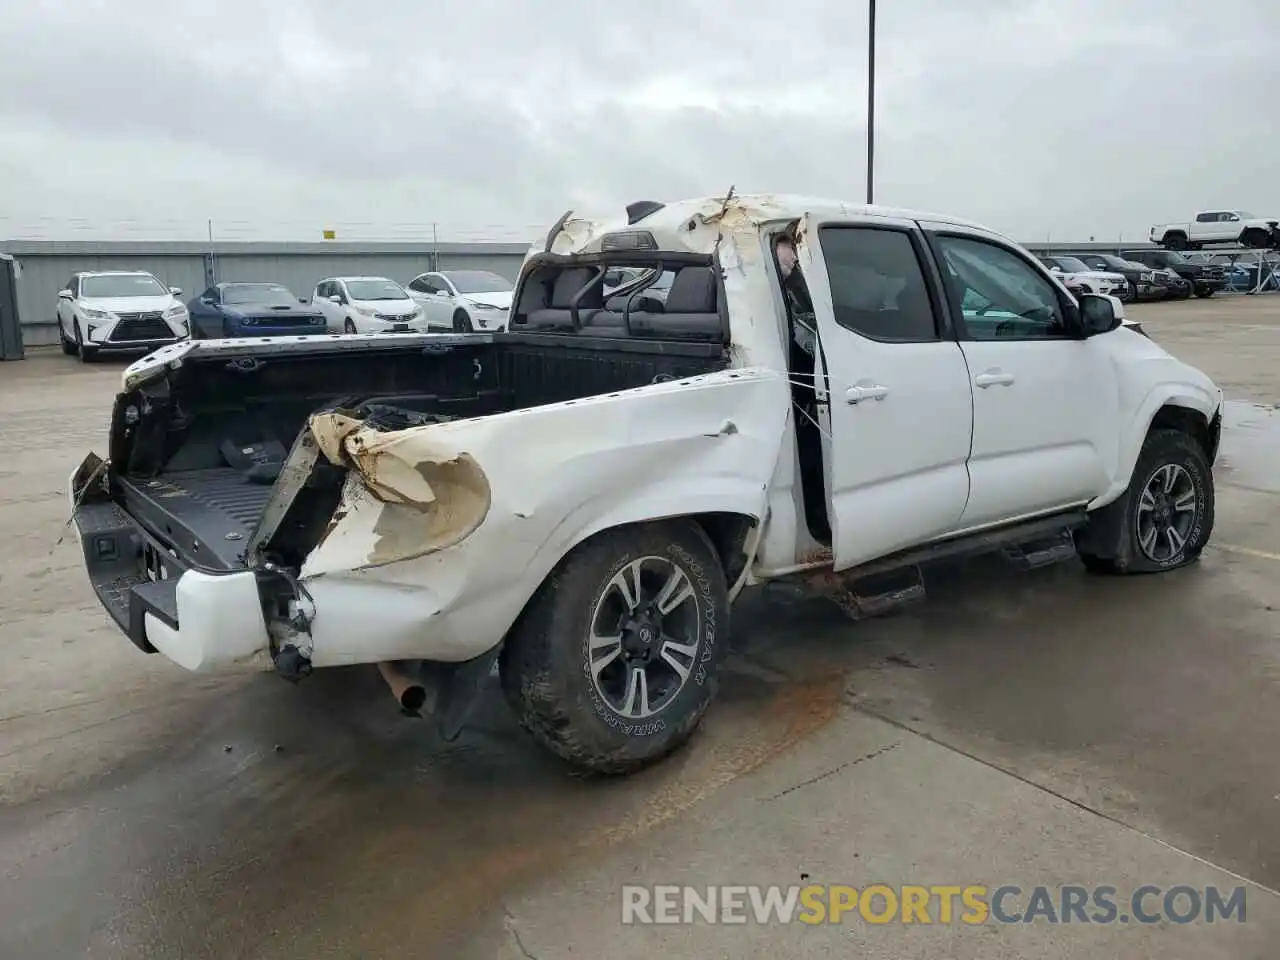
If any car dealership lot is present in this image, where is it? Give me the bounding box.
[0,296,1277,958]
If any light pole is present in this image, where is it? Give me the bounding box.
[866,0,876,205]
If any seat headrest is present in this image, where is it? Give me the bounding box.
[551,268,593,307]
[664,267,718,312]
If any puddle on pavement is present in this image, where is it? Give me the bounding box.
[1218,400,1280,494]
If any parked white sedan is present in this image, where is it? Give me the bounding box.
[406,270,513,332]
[311,277,428,334]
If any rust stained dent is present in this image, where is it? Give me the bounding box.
[307,412,494,571]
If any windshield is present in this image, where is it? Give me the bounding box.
[222,283,297,306]
[81,274,168,298]
[343,279,408,301]
[446,271,512,295]
[1053,257,1091,273]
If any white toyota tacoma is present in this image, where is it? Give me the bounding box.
[69,194,1222,775]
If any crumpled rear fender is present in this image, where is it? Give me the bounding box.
[297,367,792,663]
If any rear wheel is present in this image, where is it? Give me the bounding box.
[1194,286,1215,298]
[1075,429,1214,575]
[1164,232,1188,250]
[500,520,729,775]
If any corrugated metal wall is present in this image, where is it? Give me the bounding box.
[0,241,531,346]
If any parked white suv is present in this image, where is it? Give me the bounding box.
[311,277,428,334]
[1037,255,1128,299]
[405,270,513,331]
[70,194,1222,775]
[56,271,189,361]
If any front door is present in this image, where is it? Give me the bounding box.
[925,228,1119,528]
[796,216,975,571]
[424,273,453,328]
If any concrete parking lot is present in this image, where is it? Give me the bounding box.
[1,295,1277,958]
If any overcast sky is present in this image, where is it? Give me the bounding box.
[0,0,1275,243]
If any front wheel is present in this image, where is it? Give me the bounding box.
[1241,228,1269,250]
[73,320,98,363]
[343,318,357,334]
[452,309,474,333]
[58,317,76,355]
[1075,429,1214,575]
[1194,286,1215,299]
[500,520,730,775]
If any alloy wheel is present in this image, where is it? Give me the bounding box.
[588,556,701,720]
[1135,463,1198,563]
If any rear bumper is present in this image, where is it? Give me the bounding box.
[70,460,272,672]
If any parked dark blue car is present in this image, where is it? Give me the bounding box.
[188,282,328,338]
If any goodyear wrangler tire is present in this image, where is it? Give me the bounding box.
[1075,428,1214,575]
[499,520,729,775]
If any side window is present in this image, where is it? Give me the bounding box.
[816,226,939,342]
[1195,212,1216,223]
[935,235,1067,341]
[201,287,219,303]
[428,274,449,294]
[1222,212,1240,222]
[409,276,431,294]
[67,277,79,297]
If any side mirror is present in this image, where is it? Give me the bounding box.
[199,296,214,306]
[57,289,72,300]
[170,287,183,296]
[298,297,307,303]
[328,295,344,304]
[1077,294,1122,337]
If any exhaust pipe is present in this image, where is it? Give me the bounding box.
[378,661,428,716]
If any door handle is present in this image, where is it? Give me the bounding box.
[973,369,1015,388]
[845,384,889,404]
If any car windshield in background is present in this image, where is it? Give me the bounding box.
[1096,256,1131,271]
[222,283,296,306]
[1054,257,1091,273]
[447,271,512,294]
[344,279,408,300]
[81,274,168,298]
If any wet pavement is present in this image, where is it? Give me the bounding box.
[1,295,1278,958]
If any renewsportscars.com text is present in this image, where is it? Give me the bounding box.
[621,883,1247,926]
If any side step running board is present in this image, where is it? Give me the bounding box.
[1003,531,1079,570]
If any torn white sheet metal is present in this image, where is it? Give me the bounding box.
[293,367,792,664]
[307,411,493,570]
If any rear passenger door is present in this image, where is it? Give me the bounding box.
[796,216,975,571]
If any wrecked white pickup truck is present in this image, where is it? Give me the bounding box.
[70,193,1223,774]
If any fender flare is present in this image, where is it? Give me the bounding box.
[527,477,768,584]
[1097,386,1218,508]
